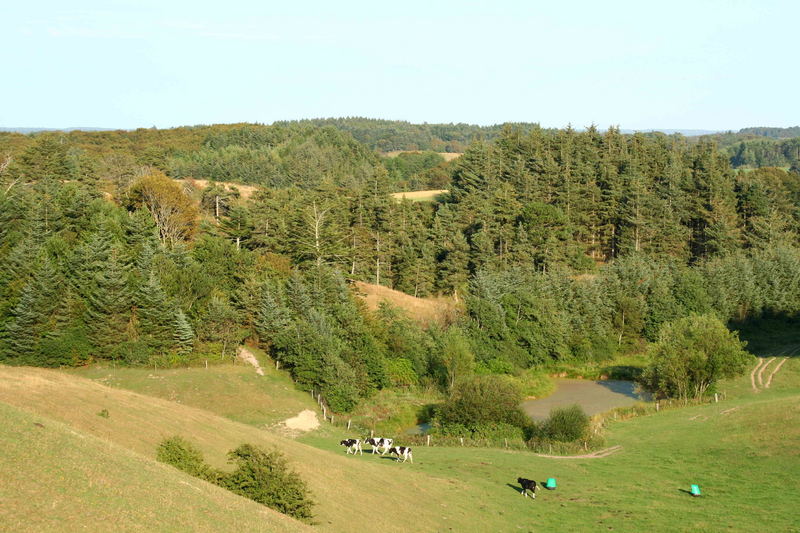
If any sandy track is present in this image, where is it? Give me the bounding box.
[535,445,623,460]
[757,357,776,387]
[237,346,264,376]
[765,358,789,388]
[751,358,765,391]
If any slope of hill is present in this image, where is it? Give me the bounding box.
[1,353,798,532]
[353,280,461,326]
[0,401,307,532]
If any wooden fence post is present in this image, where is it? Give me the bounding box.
[714,393,719,403]
[656,402,659,412]
[459,437,464,446]
[347,419,352,430]
[504,438,508,448]
[426,435,431,446]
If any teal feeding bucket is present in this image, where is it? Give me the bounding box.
[690,484,701,497]
[545,478,557,490]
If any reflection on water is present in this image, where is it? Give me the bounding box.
[522,379,648,421]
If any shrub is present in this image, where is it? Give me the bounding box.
[435,374,532,435]
[639,314,752,399]
[156,436,218,482]
[156,438,314,522]
[224,444,315,522]
[542,405,589,442]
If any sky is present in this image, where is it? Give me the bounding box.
[1,0,798,131]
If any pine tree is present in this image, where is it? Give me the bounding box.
[136,273,175,351]
[83,249,133,356]
[173,309,195,354]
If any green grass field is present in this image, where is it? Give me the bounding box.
[63,348,317,429]
[1,335,798,532]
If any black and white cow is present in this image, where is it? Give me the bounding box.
[387,446,413,463]
[517,477,538,499]
[364,437,393,455]
[340,438,362,455]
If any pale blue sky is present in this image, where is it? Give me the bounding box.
[2,0,797,130]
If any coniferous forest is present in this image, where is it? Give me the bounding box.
[1,122,799,413]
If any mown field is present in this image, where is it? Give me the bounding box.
[1,337,798,532]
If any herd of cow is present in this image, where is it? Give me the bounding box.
[339,437,413,463]
[340,437,543,499]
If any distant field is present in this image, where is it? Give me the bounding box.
[390,189,449,202]
[384,150,463,162]
[353,280,460,327]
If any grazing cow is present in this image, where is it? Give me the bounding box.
[387,446,413,463]
[340,438,362,455]
[517,477,538,499]
[364,437,393,455]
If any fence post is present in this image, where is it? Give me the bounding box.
[714,393,719,403]
[322,406,327,419]
[370,429,374,439]
[347,419,351,430]
[426,435,431,446]
[331,416,334,424]
[656,402,659,412]
[504,438,508,448]
[460,437,464,447]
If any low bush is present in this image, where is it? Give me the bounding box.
[224,444,315,522]
[156,436,219,482]
[541,405,589,442]
[156,437,314,522]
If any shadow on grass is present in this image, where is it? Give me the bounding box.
[506,483,523,495]
[677,489,699,497]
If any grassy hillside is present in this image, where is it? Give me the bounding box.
[0,401,307,532]
[2,340,798,532]
[63,351,316,429]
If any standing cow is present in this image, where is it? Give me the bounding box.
[387,446,413,463]
[364,437,393,455]
[340,439,363,455]
[517,477,538,498]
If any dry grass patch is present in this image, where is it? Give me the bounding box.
[353,281,461,327]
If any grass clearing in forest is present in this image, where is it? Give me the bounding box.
[353,280,461,327]
[390,189,449,202]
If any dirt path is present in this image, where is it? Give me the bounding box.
[236,346,264,376]
[757,357,776,387]
[751,358,765,391]
[535,445,623,460]
[765,358,789,388]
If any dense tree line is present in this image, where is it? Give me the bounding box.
[274,117,550,153]
[2,122,800,414]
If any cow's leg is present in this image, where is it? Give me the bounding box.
[358,445,363,456]
[408,453,413,463]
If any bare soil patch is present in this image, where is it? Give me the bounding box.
[282,410,320,432]
[237,346,264,376]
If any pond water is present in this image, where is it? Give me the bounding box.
[522,379,648,421]
[405,379,648,434]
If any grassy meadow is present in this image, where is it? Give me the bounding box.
[1,323,798,532]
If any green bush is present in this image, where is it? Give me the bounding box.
[639,314,752,399]
[542,405,589,442]
[435,375,533,436]
[156,437,314,522]
[156,436,219,483]
[223,444,315,522]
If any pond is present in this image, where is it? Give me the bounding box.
[521,379,648,421]
[405,379,648,434]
